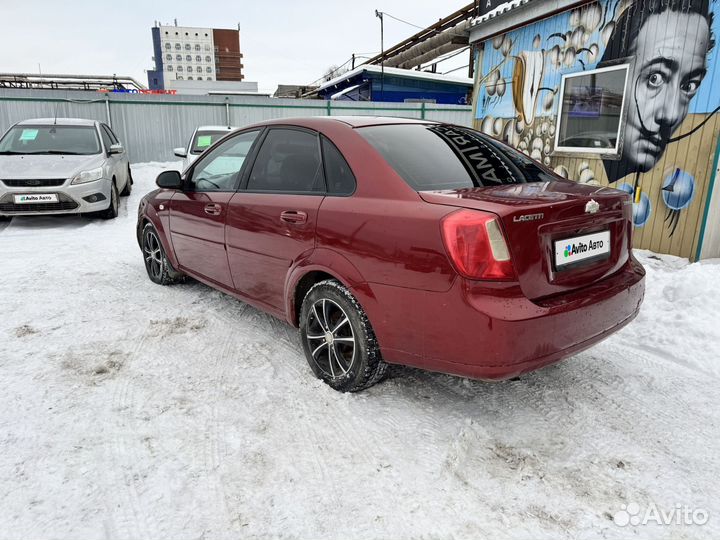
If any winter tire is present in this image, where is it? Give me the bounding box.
[96,181,119,220]
[120,166,133,196]
[142,222,183,285]
[300,279,388,392]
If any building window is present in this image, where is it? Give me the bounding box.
[187,66,193,72]
[205,55,211,62]
[177,65,183,72]
[167,65,173,71]
[165,54,172,61]
[165,43,171,50]
[185,43,191,50]
[177,75,183,80]
[206,67,212,73]
[176,54,182,61]
[188,76,193,80]
[195,44,201,51]
[186,54,192,62]
[196,55,201,62]
[205,44,211,51]
[175,43,181,50]
[554,64,629,155]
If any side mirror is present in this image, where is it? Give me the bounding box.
[173,147,188,158]
[156,170,183,189]
[109,143,124,155]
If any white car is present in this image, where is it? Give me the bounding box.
[0,118,132,221]
[173,125,238,170]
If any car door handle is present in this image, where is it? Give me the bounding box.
[280,210,307,224]
[204,203,222,216]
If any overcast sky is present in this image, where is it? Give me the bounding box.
[0,1,470,93]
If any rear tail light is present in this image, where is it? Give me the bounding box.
[440,209,515,281]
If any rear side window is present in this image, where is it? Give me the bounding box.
[357,124,530,190]
[247,129,324,193]
[321,136,355,195]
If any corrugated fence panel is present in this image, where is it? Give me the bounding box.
[0,89,473,162]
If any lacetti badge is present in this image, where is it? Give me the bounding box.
[513,212,544,222]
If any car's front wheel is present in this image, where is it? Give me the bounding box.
[300,279,388,392]
[141,222,183,285]
[94,181,118,220]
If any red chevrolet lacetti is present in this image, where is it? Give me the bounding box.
[138,117,645,392]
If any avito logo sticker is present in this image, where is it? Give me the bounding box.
[555,230,611,268]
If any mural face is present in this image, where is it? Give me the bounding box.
[475,0,720,256]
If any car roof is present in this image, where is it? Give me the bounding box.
[16,118,98,127]
[196,125,239,131]
[251,116,438,129]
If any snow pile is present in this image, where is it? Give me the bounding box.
[0,163,718,540]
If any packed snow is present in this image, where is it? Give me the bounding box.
[1,163,718,540]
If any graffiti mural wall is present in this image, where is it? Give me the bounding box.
[474,0,720,259]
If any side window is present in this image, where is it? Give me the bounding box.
[247,129,324,193]
[189,130,260,192]
[99,125,113,153]
[102,125,119,145]
[321,137,356,195]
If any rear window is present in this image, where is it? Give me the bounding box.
[0,125,101,155]
[357,124,550,190]
[191,130,233,154]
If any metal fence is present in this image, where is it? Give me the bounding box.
[0,89,473,163]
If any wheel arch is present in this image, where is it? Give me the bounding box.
[285,248,376,328]
[138,206,180,271]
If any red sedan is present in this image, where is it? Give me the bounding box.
[137,117,645,392]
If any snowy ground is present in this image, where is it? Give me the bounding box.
[1,162,719,540]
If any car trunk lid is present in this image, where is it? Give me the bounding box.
[420,180,633,301]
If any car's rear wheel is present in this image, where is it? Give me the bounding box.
[0,215,12,222]
[300,280,387,392]
[120,166,133,196]
[142,222,183,285]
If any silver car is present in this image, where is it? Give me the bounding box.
[0,118,132,221]
[173,125,238,171]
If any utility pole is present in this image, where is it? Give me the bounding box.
[375,9,384,101]
[351,53,356,70]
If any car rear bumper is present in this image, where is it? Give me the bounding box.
[0,179,112,216]
[367,255,645,380]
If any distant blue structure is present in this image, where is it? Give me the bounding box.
[316,65,472,104]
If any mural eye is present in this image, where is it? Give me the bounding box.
[681,80,700,95]
[647,72,666,88]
